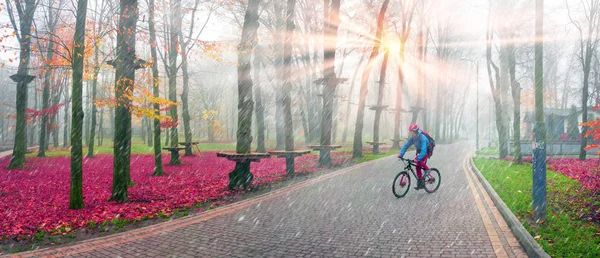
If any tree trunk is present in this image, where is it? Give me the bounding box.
[342,55,365,143]
[8,0,37,169]
[38,36,54,157]
[230,0,261,189]
[149,0,165,175]
[168,0,182,151]
[99,106,104,146]
[30,82,37,147]
[87,67,100,157]
[411,24,425,125]
[373,50,389,154]
[110,0,139,202]
[62,82,69,148]
[581,43,593,160]
[146,117,152,146]
[393,44,406,149]
[319,0,341,166]
[253,48,266,153]
[283,0,296,155]
[70,0,88,209]
[180,40,193,156]
[353,0,390,159]
[141,117,146,144]
[508,42,522,164]
[274,1,285,150]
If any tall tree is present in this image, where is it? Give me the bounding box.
[230,0,261,189]
[110,0,139,202]
[166,0,183,151]
[70,0,89,209]
[38,0,62,157]
[319,0,341,166]
[254,47,266,152]
[6,0,38,169]
[486,2,510,159]
[508,39,522,164]
[179,0,215,156]
[393,0,417,149]
[353,0,390,158]
[283,0,297,152]
[567,0,600,160]
[568,105,580,140]
[372,49,389,154]
[148,0,165,176]
[88,0,111,158]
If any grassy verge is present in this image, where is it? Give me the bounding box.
[473,158,600,257]
[475,147,499,155]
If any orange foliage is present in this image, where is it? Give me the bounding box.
[582,105,600,155]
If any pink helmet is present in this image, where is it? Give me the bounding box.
[409,123,420,132]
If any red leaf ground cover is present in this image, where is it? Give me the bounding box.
[504,156,600,191]
[546,158,600,191]
[0,151,352,239]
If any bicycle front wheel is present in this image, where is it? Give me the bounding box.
[392,171,411,198]
[424,168,440,193]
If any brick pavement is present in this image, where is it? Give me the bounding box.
[9,142,527,257]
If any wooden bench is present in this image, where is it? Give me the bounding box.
[216,152,271,189]
[163,147,186,165]
[268,150,311,175]
[307,145,342,151]
[308,145,342,167]
[179,142,200,156]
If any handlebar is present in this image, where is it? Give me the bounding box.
[398,157,414,164]
[399,157,426,170]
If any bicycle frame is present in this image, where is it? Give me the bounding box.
[400,158,426,179]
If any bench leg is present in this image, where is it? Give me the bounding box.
[228,161,253,189]
[318,150,332,168]
[285,156,295,175]
[169,151,181,165]
[184,145,194,156]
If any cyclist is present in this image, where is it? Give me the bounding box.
[397,124,431,190]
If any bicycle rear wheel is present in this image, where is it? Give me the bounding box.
[392,171,411,198]
[424,168,440,193]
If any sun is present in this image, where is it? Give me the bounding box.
[382,37,402,55]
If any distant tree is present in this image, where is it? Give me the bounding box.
[568,105,581,140]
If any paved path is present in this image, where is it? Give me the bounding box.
[11,142,526,257]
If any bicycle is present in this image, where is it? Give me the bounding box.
[392,157,441,198]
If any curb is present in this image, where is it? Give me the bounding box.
[469,157,550,258]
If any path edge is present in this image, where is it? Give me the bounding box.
[469,156,550,258]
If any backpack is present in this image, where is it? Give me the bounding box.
[421,131,436,157]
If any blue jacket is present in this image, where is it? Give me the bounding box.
[399,130,429,161]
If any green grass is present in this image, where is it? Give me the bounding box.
[473,158,600,257]
[355,149,395,163]
[475,147,500,155]
[27,141,240,157]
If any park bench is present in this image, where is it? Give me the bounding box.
[179,142,200,156]
[268,150,311,175]
[216,152,271,189]
[163,147,186,165]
